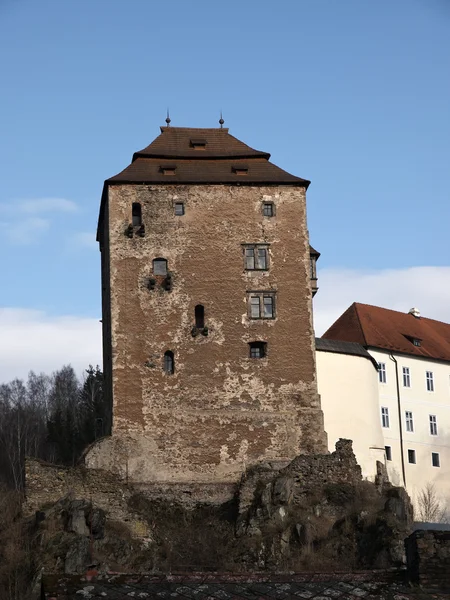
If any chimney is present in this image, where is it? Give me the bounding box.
[408,307,421,318]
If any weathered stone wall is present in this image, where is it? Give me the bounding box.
[406,530,450,590]
[93,182,327,485]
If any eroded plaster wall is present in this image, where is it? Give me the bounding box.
[90,183,327,484]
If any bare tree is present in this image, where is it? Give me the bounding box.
[416,482,449,523]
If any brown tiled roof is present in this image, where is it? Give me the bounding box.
[322,303,450,363]
[106,126,310,186]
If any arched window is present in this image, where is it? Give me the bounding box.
[163,351,174,375]
[132,203,142,227]
[195,304,205,329]
[153,258,168,276]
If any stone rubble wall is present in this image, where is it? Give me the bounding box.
[406,530,450,590]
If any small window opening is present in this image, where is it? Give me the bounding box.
[408,449,416,464]
[195,304,205,329]
[263,202,274,217]
[249,341,267,359]
[413,339,421,347]
[385,446,392,461]
[232,165,249,174]
[163,351,174,375]
[132,203,142,227]
[153,258,168,276]
[432,452,440,467]
[174,202,185,216]
[160,165,176,175]
[190,139,207,149]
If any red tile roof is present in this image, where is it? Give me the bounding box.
[106,127,310,186]
[322,303,450,363]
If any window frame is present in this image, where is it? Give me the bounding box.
[432,452,440,468]
[153,258,168,276]
[174,202,185,216]
[242,244,270,271]
[407,449,416,464]
[426,371,434,392]
[381,406,390,428]
[248,341,267,359]
[405,410,414,433]
[378,363,387,384]
[262,202,274,217]
[402,366,411,388]
[429,414,438,436]
[247,291,276,320]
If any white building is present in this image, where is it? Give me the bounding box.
[315,338,385,480]
[320,303,450,517]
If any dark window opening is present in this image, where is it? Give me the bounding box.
[232,165,249,174]
[385,446,392,461]
[190,139,206,149]
[195,304,205,329]
[263,202,274,217]
[249,341,267,359]
[175,202,185,216]
[153,258,168,276]
[132,203,142,227]
[432,452,440,467]
[164,351,174,375]
[160,165,176,175]
[408,449,416,464]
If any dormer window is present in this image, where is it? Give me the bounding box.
[190,139,207,149]
[404,334,422,347]
[160,165,176,175]
[232,165,248,175]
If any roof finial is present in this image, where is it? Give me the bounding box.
[165,109,171,127]
[219,110,224,128]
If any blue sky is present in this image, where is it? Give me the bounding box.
[1,0,449,380]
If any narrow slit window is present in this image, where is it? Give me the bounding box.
[163,351,174,375]
[153,258,168,276]
[132,203,142,227]
[195,305,205,329]
[381,406,389,428]
[385,446,392,461]
[174,202,185,216]
[432,452,440,467]
[408,449,416,464]
[249,341,267,359]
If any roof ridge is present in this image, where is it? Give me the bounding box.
[353,303,369,347]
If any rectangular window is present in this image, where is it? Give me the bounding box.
[249,341,266,359]
[408,449,416,464]
[429,414,438,436]
[381,406,390,428]
[250,296,260,318]
[432,452,440,468]
[248,292,276,319]
[402,367,411,388]
[426,371,434,392]
[174,202,184,216]
[385,446,392,461]
[405,411,414,432]
[243,244,269,270]
[378,363,387,384]
[263,202,274,217]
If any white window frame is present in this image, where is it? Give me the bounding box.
[426,371,434,392]
[429,414,438,436]
[402,367,411,388]
[405,411,414,433]
[378,363,387,384]
[381,406,390,428]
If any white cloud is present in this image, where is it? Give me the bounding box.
[69,231,97,250]
[0,308,102,383]
[313,266,450,336]
[18,198,78,214]
[0,216,50,245]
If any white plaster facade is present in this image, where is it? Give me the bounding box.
[369,348,450,514]
[315,342,385,480]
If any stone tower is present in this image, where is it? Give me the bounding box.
[90,125,327,492]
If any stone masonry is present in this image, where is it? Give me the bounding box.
[89,126,327,490]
